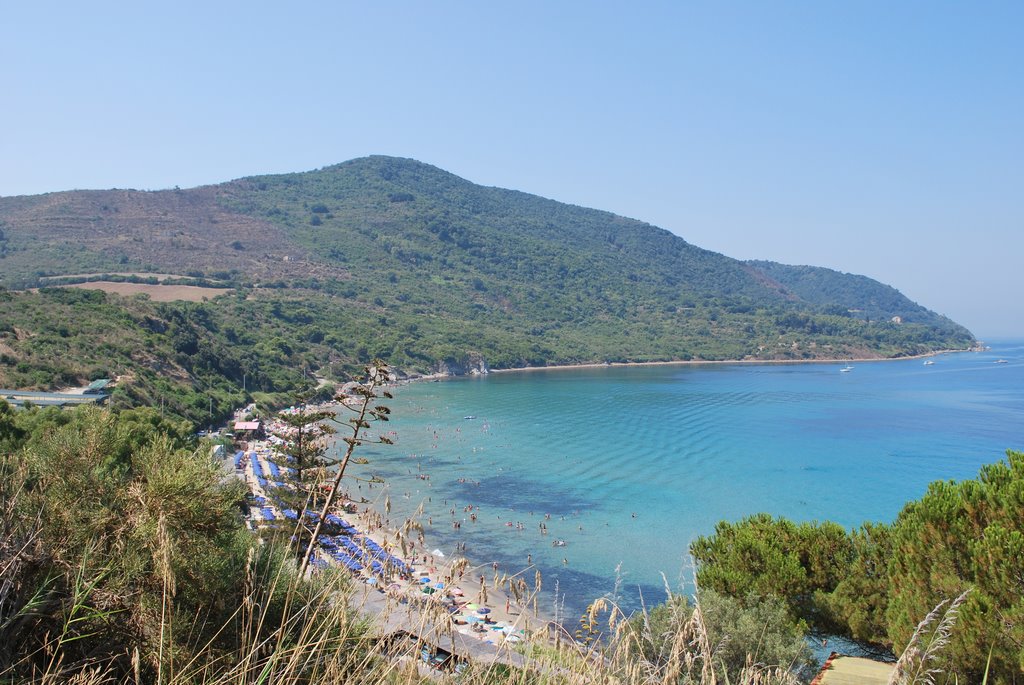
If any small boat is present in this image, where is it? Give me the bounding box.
[463,415,476,420]
[995,359,1009,364]
[840,364,853,373]
[923,360,935,366]
[552,539,567,547]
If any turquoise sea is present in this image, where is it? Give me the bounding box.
[346,340,1024,621]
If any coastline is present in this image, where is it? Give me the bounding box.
[348,491,554,631]
[241,335,1015,667]
[241,432,552,649]
[334,343,978,628]
[467,347,972,378]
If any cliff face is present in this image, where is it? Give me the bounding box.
[432,353,490,377]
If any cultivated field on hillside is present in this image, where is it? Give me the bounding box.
[65,281,228,301]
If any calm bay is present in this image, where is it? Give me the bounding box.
[347,340,1024,620]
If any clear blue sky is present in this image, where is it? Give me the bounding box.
[3,2,1021,337]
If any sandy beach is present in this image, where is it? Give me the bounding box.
[239,432,548,650]
[350,498,546,634]
[486,348,970,375]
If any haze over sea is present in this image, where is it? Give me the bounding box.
[350,341,1024,620]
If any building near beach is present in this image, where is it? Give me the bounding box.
[233,420,263,438]
[0,389,110,409]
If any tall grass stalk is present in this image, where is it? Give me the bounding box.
[888,589,970,685]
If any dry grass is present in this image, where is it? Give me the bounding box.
[1,522,973,685]
[0,534,809,685]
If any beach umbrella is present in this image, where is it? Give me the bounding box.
[476,607,491,615]
[419,577,431,584]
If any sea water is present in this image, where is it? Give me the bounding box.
[345,340,1024,621]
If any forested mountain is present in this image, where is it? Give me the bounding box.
[746,260,937,325]
[0,156,975,421]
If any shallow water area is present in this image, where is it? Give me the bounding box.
[342,341,1024,621]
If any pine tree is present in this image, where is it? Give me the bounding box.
[298,360,393,575]
[261,362,393,568]
[264,403,336,558]
[885,450,1024,681]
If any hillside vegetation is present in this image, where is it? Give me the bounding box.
[0,156,975,418]
[0,287,328,426]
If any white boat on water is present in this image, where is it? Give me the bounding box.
[995,359,1009,364]
[840,364,853,373]
[924,360,935,365]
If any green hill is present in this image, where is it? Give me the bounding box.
[0,156,976,420]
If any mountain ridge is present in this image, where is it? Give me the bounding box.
[0,156,975,392]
